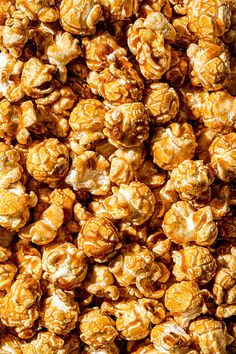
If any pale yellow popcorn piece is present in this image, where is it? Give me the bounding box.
[173,245,217,284]
[104,102,149,148]
[83,264,120,300]
[187,39,230,91]
[65,151,110,196]
[187,0,231,39]
[78,216,121,262]
[42,242,87,290]
[151,123,197,170]
[98,0,139,19]
[87,62,144,104]
[15,240,42,280]
[104,182,155,225]
[209,133,236,182]
[102,298,165,340]
[40,288,79,335]
[0,334,23,354]
[162,201,218,246]
[60,0,103,35]
[69,99,106,146]
[83,31,126,72]
[26,138,69,186]
[16,0,59,22]
[22,57,56,98]
[0,182,37,231]
[143,82,179,124]
[164,281,209,328]
[151,319,192,353]
[188,318,234,354]
[0,52,25,102]
[170,160,215,200]
[46,31,81,83]
[19,204,64,245]
[79,308,118,349]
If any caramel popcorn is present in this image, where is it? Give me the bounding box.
[16,0,59,22]
[143,83,179,125]
[0,0,15,25]
[209,133,236,182]
[22,331,67,354]
[188,317,234,354]
[172,15,198,48]
[104,102,149,148]
[59,0,103,35]
[102,298,165,340]
[15,240,42,280]
[26,139,69,186]
[164,281,208,327]
[78,216,122,262]
[65,151,110,195]
[151,123,197,170]
[170,160,215,200]
[40,288,79,335]
[98,0,139,19]
[187,40,231,91]
[162,201,218,246]
[0,334,23,354]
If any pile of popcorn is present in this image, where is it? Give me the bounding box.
[0,0,235,352]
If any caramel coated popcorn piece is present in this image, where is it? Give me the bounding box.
[164,281,208,327]
[79,308,118,349]
[143,83,179,125]
[104,102,149,148]
[26,139,69,186]
[0,143,23,189]
[188,317,234,354]
[16,0,59,22]
[187,40,230,91]
[170,160,215,200]
[60,0,103,35]
[78,216,121,262]
[98,0,139,19]
[0,0,15,25]
[162,201,218,246]
[49,188,76,221]
[0,334,23,354]
[151,123,197,170]
[65,151,110,195]
[209,133,236,182]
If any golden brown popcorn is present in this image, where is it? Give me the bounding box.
[46,32,81,83]
[0,261,17,291]
[102,298,165,340]
[0,182,37,231]
[40,289,80,335]
[170,160,215,200]
[187,40,231,91]
[181,89,236,134]
[143,83,179,125]
[138,0,171,19]
[0,245,11,262]
[79,308,118,349]
[208,183,231,219]
[109,243,169,299]
[59,0,103,35]
[0,334,23,354]
[162,201,218,246]
[172,245,217,284]
[83,31,127,72]
[0,143,23,189]
[98,0,139,19]
[151,123,197,170]
[15,240,42,280]
[21,58,56,98]
[188,317,234,354]
[151,319,192,353]
[0,0,15,25]
[26,139,69,186]
[87,62,144,104]
[0,53,25,102]
[147,230,172,263]
[195,127,219,163]
[0,10,29,58]
[104,102,149,148]
[187,0,231,39]
[42,242,87,290]
[82,342,120,354]
[164,281,208,327]
[0,276,41,338]
[73,203,92,227]
[49,188,76,221]
[209,133,236,182]
[166,50,189,88]
[136,160,166,189]
[22,331,65,354]
[103,182,155,225]
[19,204,64,245]
[69,99,106,146]
[16,0,59,22]
[109,146,146,185]
[83,264,120,300]
[172,16,198,48]
[65,151,110,196]
[169,0,191,14]
[78,216,122,262]
[218,214,236,240]
[127,12,175,80]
